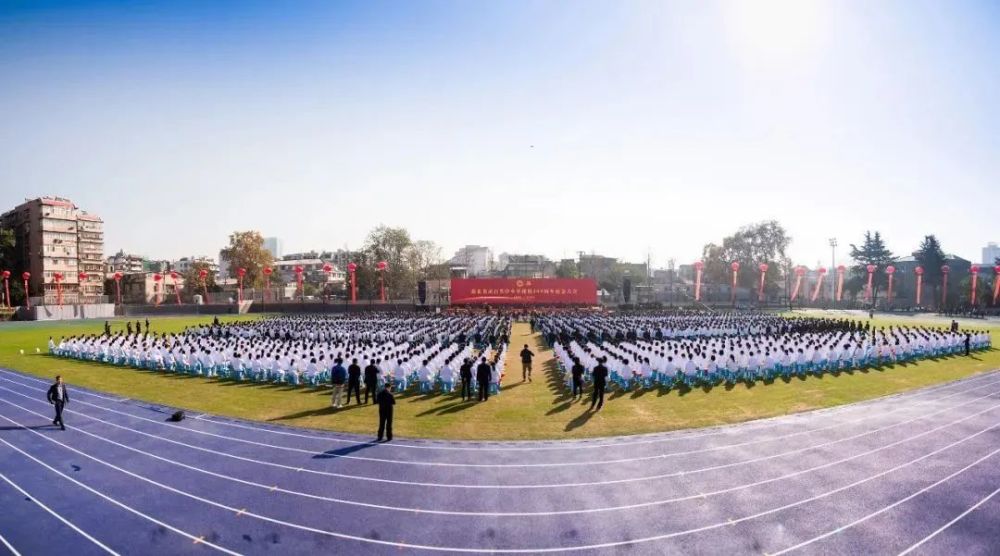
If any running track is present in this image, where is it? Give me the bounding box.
[1,367,998,555]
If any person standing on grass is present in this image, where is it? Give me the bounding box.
[520,344,534,382]
[460,357,473,401]
[476,357,492,401]
[330,358,347,408]
[589,357,608,411]
[347,358,362,405]
[47,375,69,430]
[364,358,380,405]
[965,333,971,356]
[376,382,395,442]
[571,357,585,400]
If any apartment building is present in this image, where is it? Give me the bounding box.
[0,196,105,301]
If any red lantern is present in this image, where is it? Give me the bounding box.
[729,262,740,305]
[263,267,273,303]
[1,269,9,308]
[198,268,210,304]
[53,272,64,307]
[153,273,162,306]
[885,265,896,304]
[993,265,1000,306]
[113,272,123,305]
[21,271,31,309]
[693,261,704,302]
[376,261,388,301]
[237,267,247,304]
[835,265,846,302]
[790,266,806,302]
[810,267,827,302]
[347,263,357,303]
[294,265,304,301]
[970,265,980,306]
[914,266,924,306]
[864,264,877,303]
[941,264,951,307]
[170,271,182,305]
[757,263,768,302]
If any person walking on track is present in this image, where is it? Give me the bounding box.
[47,375,69,430]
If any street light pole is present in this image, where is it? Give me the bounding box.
[829,238,837,304]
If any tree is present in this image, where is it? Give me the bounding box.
[914,235,946,306]
[219,231,274,289]
[555,260,580,279]
[405,240,442,278]
[701,220,791,294]
[363,226,417,300]
[182,261,219,299]
[0,227,23,305]
[848,231,895,303]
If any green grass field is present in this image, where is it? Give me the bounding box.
[1,313,997,440]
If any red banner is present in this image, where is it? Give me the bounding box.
[451,278,597,305]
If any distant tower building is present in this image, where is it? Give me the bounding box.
[983,242,1000,265]
[263,237,283,259]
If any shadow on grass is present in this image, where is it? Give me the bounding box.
[565,408,595,432]
[268,403,366,422]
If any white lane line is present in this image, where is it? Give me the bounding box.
[2,366,993,452]
[0,471,121,555]
[1,399,997,553]
[0,530,22,556]
[896,485,1000,556]
[4,374,999,469]
[2,392,998,517]
[773,451,1000,555]
[0,440,241,556]
[2,379,998,490]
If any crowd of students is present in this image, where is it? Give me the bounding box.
[544,311,992,391]
[50,314,512,398]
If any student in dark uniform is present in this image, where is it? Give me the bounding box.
[965,333,971,356]
[476,357,492,401]
[520,344,535,382]
[590,357,609,411]
[571,357,585,399]
[47,375,69,430]
[126,321,133,335]
[376,383,395,442]
[363,359,380,405]
[347,358,362,405]
[460,358,473,401]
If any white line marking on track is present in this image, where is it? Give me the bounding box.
[0,440,241,556]
[3,373,998,469]
[0,530,22,556]
[2,381,998,492]
[0,471,120,555]
[0,404,996,552]
[896,485,1000,556]
[2,367,994,452]
[772,451,1000,555]
[1,392,998,517]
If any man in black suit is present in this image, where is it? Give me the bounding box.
[376,383,395,442]
[476,357,492,401]
[590,357,608,411]
[347,358,362,405]
[459,358,473,401]
[520,344,534,382]
[363,359,380,405]
[47,375,69,430]
[571,357,585,400]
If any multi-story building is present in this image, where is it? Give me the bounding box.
[105,250,146,275]
[983,242,1000,265]
[172,256,219,277]
[496,253,554,278]
[0,196,104,302]
[448,245,493,276]
[263,237,283,259]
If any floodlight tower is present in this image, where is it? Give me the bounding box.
[829,238,838,303]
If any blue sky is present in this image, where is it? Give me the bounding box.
[1,0,998,267]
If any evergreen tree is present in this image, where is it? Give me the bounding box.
[914,235,946,307]
[848,231,895,303]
